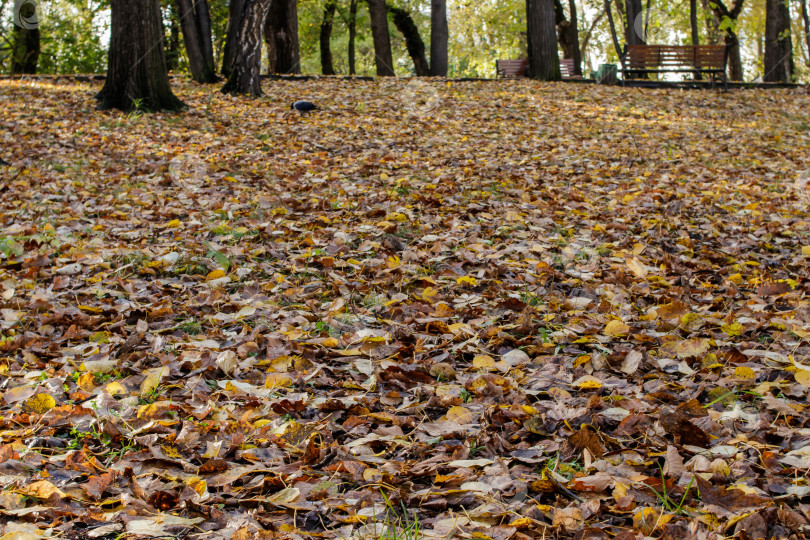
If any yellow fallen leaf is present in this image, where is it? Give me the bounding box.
[734,366,755,380]
[802,246,810,257]
[446,406,474,424]
[140,367,164,395]
[23,393,56,414]
[795,370,810,387]
[167,219,181,228]
[456,276,477,287]
[206,269,226,281]
[265,373,293,389]
[604,320,630,337]
[472,355,495,370]
[17,480,65,500]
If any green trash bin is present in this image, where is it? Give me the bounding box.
[596,64,618,85]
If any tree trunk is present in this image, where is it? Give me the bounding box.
[764,0,793,82]
[265,0,300,74]
[367,0,395,76]
[690,0,699,45]
[604,0,625,68]
[348,0,357,75]
[700,0,721,43]
[177,0,218,83]
[320,1,337,75]
[221,0,272,96]
[580,7,606,68]
[96,0,183,111]
[166,2,181,72]
[802,0,810,67]
[222,0,246,77]
[526,0,561,80]
[708,0,745,81]
[10,26,40,75]
[625,0,643,45]
[554,0,582,75]
[388,5,429,76]
[430,0,448,76]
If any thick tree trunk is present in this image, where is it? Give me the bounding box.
[700,0,721,43]
[320,1,337,75]
[553,0,582,75]
[802,0,810,67]
[177,0,219,83]
[222,0,246,77]
[10,26,40,75]
[526,0,561,80]
[265,0,300,74]
[430,0,448,76]
[348,0,357,75]
[764,0,793,82]
[221,0,272,96]
[388,5,429,76]
[367,0,395,76]
[625,0,643,45]
[96,0,183,111]
[708,0,745,81]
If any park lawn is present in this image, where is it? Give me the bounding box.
[0,77,809,539]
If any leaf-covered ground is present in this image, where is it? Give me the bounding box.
[1,78,809,540]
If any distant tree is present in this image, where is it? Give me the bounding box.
[221,0,272,96]
[367,0,395,76]
[97,0,183,111]
[10,1,40,75]
[265,0,300,74]
[165,1,182,72]
[320,1,337,74]
[764,0,793,82]
[802,0,810,67]
[430,0,448,76]
[177,0,219,82]
[604,0,625,68]
[388,5,429,76]
[348,0,358,75]
[526,0,560,80]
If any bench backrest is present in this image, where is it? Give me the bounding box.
[497,58,578,78]
[496,59,528,77]
[625,45,727,69]
[560,58,576,78]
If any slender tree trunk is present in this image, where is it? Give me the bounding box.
[177,0,218,82]
[222,0,246,77]
[580,7,606,64]
[568,0,582,75]
[526,0,561,80]
[265,0,300,74]
[348,0,357,75]
[367,0,395,76]
[764,0,793,82]
[389,5,429,76]
[10,26,39,74]
[221,0,272,96]
[802,0,810,67]
[604,0,625,68]
[166,2,181,72]
[320,1,337,75]
[430,0,448,76]
[690,0,699,45]
[97,0,183,111]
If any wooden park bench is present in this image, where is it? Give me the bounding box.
[622,44,728,89]
[496,58,579,79]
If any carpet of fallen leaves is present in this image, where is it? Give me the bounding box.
[0,77,809,540]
